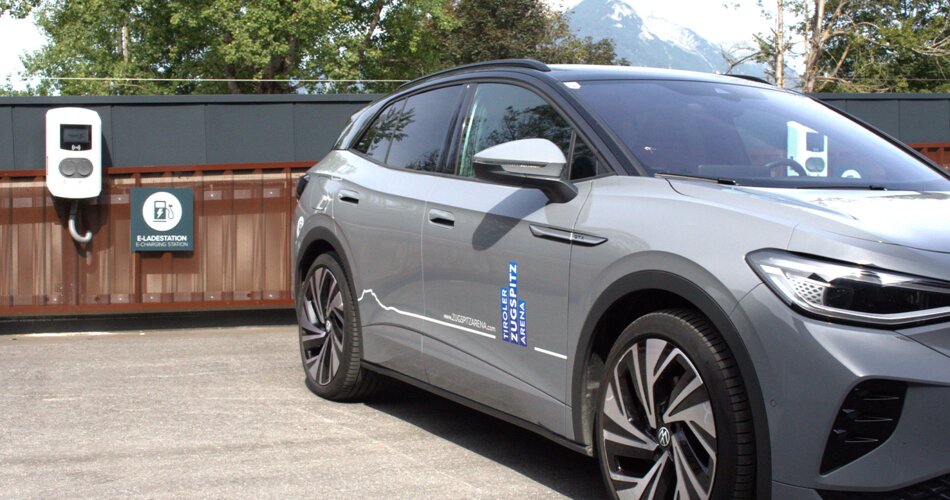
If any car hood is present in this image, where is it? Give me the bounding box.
[670,181,950,254]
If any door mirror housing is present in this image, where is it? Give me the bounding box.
[473,138,578,203]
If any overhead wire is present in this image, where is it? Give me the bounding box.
[39,77,410,83]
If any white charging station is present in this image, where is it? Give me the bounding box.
[787,121,829,177]
[46,107,102,243]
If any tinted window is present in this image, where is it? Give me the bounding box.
[458,84,573,178]
[573,80,949,190]
[353,99,407,162]
[570,136,606,180]
[386,86,464,172]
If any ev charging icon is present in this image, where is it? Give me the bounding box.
[153,200,175,222]
[142,191,182,232]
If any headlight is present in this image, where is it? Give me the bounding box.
[747,249,950,326]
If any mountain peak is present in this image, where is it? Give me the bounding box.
[604,0,635,21]
[566,0,763,76]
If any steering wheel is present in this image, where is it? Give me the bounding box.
[763,158,808,177]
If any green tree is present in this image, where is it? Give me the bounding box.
[735,0,834,90]
[817,0,949,92]
[753,0,788,87]
[0,0,38,18]
[22,0,343,94]
[16,0,621,95]
[16,0,457,94]
[328,0,459,93]
[537,14,624,65]
[336,0,623,91]
[748,0,948,92]
[444,0,622,65]
[0,75,36,96]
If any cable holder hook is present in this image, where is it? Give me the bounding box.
[68,199,93,244]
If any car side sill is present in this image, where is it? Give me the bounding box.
[362,361,594,457]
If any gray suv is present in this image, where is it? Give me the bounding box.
[292,60,950,499]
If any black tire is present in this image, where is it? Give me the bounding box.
[296,253,379,401]
[595,309,755,499]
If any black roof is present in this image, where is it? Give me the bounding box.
[546,64,773,87]
[400,59,775,91]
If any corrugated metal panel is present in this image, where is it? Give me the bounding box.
[0,163,306,316]
[913,143,950,169]
[293,102,363,161]
[900,100,950,144]
[111,105,207,166]
[0,108,13,168]
[205,104,296,164]
[1,94,947,174]
[816,94,950,144]
[846,99,901,138]
[0,94,380,105]
[11,107,47,170]
[0,96,375,172]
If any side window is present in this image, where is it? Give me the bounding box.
[458,84,573,178]
[353,99,406,163]
[570,136,606,180]
[386,85,464,173]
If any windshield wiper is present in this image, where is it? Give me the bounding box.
[797,184,887,190]
[656,173,738,186]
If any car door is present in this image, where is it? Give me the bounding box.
[421,82,604,435]
[332,84,465,381]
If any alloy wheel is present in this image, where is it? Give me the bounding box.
[299,266,346,386]
[601,337,718,500]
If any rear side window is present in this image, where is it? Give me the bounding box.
[386,86,464,173]
[352,85,463,173]
[353,99,406,162]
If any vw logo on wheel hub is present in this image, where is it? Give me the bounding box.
[657,426,672,448]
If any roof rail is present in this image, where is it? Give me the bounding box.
[726,74,772,85]
[397,59,550,90]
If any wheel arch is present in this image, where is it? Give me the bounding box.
[295,225,356,297]
[571,270,772,498]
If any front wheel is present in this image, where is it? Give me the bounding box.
[296,253,378,401]
[595,309,755,499]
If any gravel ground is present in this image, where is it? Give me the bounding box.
[0,325,605,499]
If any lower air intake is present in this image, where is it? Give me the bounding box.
[820,379,906,474]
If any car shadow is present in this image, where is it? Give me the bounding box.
[471,189,548,251]
[365,378,607,499]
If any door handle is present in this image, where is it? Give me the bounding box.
[428,209,455,228]
[338,189,360,205]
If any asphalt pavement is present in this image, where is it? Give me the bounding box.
[0,323,605,499]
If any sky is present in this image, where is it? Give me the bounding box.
[0,13,45,90]
[0,1,772,91]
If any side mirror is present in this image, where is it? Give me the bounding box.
[295,173,311,200]
[473,138,578,203]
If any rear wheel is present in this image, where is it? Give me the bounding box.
[296,253,378,401]
[595,309,754,499]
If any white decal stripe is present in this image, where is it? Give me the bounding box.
[533,347,568,360]
[357,289,496,339]
[18,331,146,338]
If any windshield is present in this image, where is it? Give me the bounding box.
[572,80,949,190]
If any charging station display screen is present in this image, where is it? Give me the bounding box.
[60,125,92,151]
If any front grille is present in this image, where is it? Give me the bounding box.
[819,472,950,499]
[820,379,906,474]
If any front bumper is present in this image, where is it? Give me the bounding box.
[734,285,950,494]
